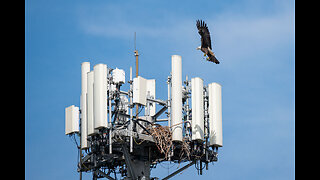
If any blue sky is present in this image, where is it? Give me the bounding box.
[25,0,295,179]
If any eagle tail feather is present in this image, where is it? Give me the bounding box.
[208,55,220,64]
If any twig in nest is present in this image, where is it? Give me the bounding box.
[179,137,191,161]
[148,125,172,160]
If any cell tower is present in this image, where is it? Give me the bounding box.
[65,54,223,180]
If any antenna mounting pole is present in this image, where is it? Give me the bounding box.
[134,32,140,119]
[134,32,139,77]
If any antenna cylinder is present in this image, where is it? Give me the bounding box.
[81,62,90,149]
[208,82,223,147]
[87,71,98,136]
[171,55,183,142]
[93,64,109,129]
[191,77,204,141]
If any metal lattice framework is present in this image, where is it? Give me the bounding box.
[65,55,222,180]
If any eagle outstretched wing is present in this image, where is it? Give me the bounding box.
[196,20,212,50]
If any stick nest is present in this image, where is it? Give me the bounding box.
[148,125,191,161]
[149,125,172,160]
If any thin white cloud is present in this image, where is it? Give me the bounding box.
[77,1,293,71]
[214,11,294,48]
[77,1,293,42]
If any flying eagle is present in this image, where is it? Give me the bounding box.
[196,20,220,64]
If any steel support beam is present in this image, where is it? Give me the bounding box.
[162,161,195,180]
[96,169,116,180]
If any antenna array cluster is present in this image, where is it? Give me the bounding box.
[65,55,223,180]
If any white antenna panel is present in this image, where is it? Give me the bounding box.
[81,62,90,149]
[65,105,79,135]
[208,82,223,147]
[93,64,109,129]
[146,79,156,116]
[171,55,183,142]
[112,68,125,84]
[133,76,147,106]
[120,95,129,112]
[110,84,117,93]
[87,71,98,136]
[191,77,204,141]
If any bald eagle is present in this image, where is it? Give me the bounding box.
[196,20,220,64]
